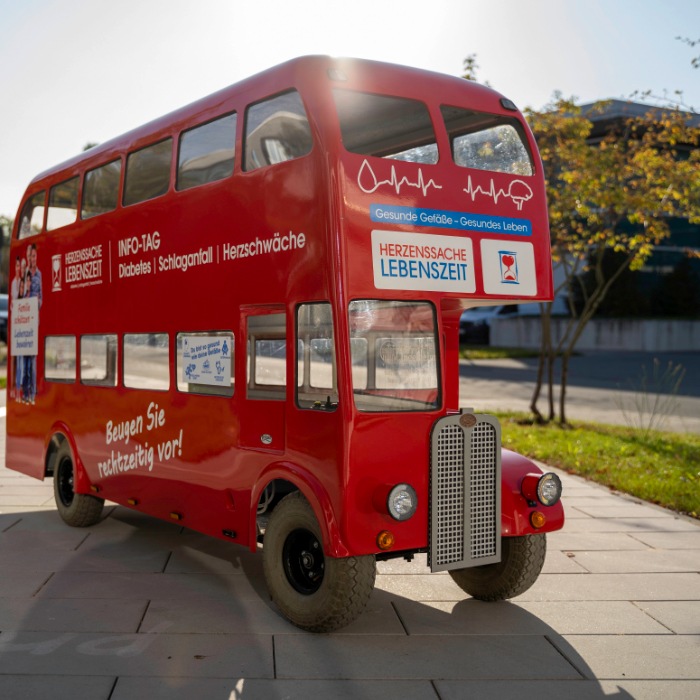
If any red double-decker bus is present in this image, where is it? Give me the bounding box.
[6,56,563,631]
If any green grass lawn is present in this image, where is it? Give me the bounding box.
[497,411,700,519]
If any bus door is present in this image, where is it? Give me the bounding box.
[240,307,287,453]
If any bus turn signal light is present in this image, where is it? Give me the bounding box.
[377,531,395,550]
[530,511,546,529]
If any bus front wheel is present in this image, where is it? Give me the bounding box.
[53,442,104,527]
[449,534,546,601]
[263,491,376,632]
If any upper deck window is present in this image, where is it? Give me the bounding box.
[441,105,534,175]
[18,191,45,239]
[123,139,173,206]
[82,159,121,219]
[333,90,438,164]
[47,177,79,231]
[243,91,312,171]
[177,113,237,190]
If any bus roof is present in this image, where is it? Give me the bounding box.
[28,55,514,188]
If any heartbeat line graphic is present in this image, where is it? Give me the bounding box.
[357,159,443,196]
[463,175,534,211]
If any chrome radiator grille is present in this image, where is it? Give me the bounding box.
[429,412,501,572]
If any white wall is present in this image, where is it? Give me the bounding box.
[491,318,700,352]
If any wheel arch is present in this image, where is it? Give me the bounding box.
[45,424,93,495]
[251,461,349,558]
[501,448,565,536]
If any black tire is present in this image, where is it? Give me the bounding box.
[449,534,546,601]
[263,491,376,632]
[53,442,104,527]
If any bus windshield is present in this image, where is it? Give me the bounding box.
[348,300,439,412]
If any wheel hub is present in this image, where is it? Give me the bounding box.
[283,528,325,595]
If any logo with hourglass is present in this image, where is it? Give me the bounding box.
[498,250,519,284]
[52,254,62,292]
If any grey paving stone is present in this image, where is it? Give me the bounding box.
[571,504,677,519]
[634,601,700,634]
[517,601,672,634]
[393,598,553,635]
[547,532,650,551]
[435,679,700,700]
[377,571,700,602]
[274,633,581,680]
[516,572,700,602]
[0,493,55,506]
[0,675,116,700]
[376,573,463,601]
[0,544,171,574]
[112,677,438,700]
[559,516,700,533]
[140,595,404,635]
[0,571,52,597]
[569,548,700,573]
[0,598,148,633]
[553,634,700,680]
[164,541,262,575]
[629,530,700,549]
[0,631,273,678]
[394,599,670,635]
[0,528,89,551]
[36,571,268,601]
[542,549,589,574]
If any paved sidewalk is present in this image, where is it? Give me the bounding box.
[0,424,698,699]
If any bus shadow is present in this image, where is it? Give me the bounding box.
[0,505,634,699]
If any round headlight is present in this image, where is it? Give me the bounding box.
[537,473,562,506]
[387,484,418,521]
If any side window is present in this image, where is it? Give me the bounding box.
[81,334,118,386]
[244,91,312,171]
[247,313,286,399]
[82,160,121,219]
[440,105,534,176]
[45,335,76,382]
[18,191,45,239]
[123,139,173,206]
[123,333,169,390]
[176,331,234,397]
[333,90,438,164]
[47,177,79,231]
[296,303,338,410]
[177,113,237,190]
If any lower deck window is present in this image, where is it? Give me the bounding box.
[81,334,118,386]
[247,313,286,400]
[45,335,76,382]
[296,303,338,410]
[176,331,234,397]
[123,333,169,390]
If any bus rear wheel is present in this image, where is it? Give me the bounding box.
[449,534,546,601]
[53,442,104,527]
[263,491,376,632]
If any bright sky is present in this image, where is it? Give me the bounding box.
[1,0,698,218]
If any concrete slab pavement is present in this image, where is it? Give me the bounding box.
[1,422,699,699]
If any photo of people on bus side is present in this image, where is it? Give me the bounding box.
[10,231,42,404]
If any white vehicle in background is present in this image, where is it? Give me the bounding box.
[460,297,569,344]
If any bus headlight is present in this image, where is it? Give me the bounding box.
[387,484,417,521]
[521,472,562,507]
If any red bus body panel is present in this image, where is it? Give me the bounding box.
[6,56,562,561]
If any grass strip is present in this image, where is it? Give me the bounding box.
[496,411,700,519]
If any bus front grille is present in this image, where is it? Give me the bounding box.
[429,411,501,572]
